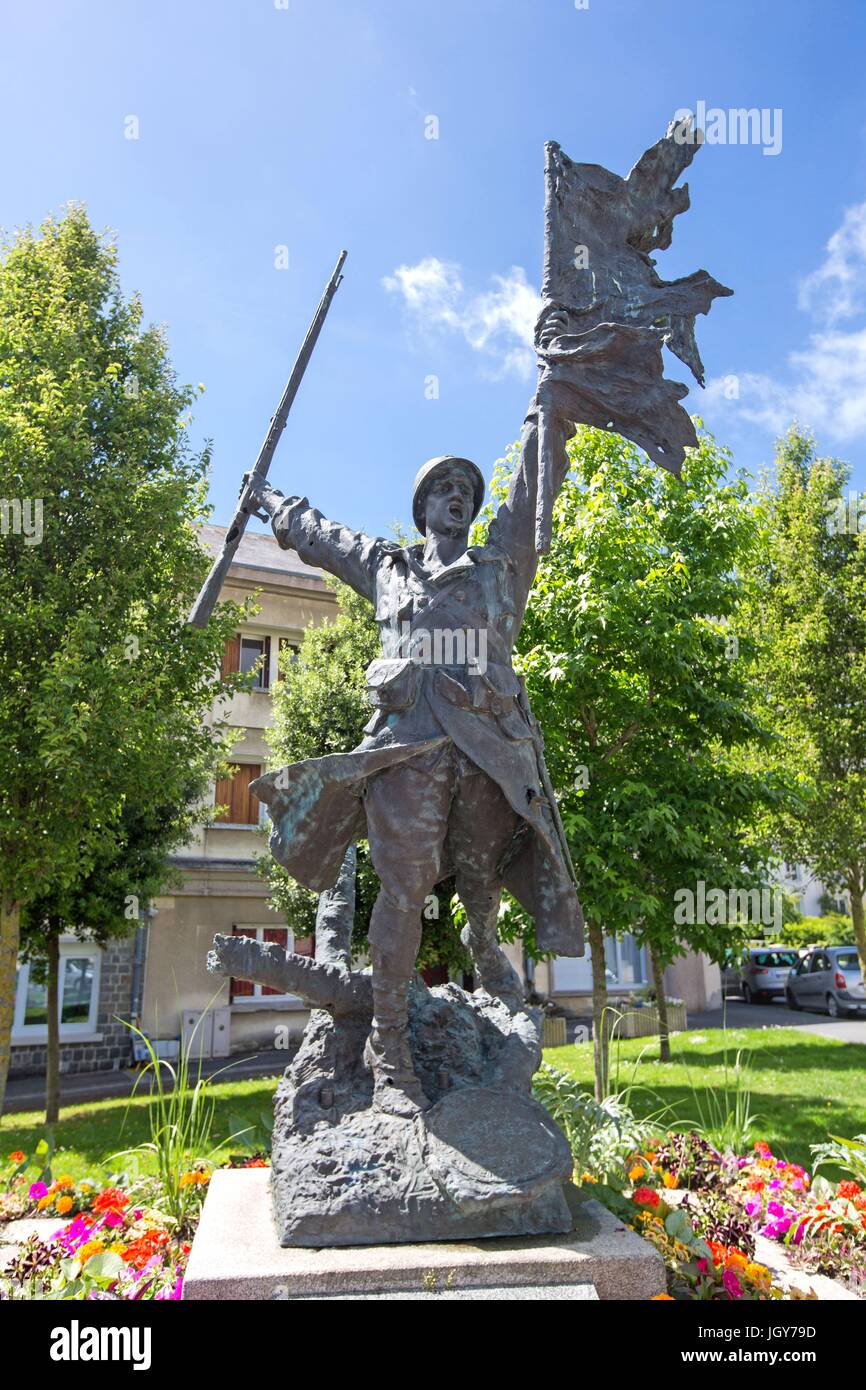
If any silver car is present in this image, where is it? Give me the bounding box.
[786,946,866,1018]
[739,947,799,1004]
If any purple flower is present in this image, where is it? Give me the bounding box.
[766,1200,785,1218]
[769,1179,782,1190]
[28,1181,48,1200]
[156,1274,184,1301]
[737,1157,749,1169]
[792,1220,806,1245]
[776,1158,787,1169]
[744,1199,761,1218]
[722,1269,744,1298]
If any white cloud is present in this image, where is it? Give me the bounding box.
[798,201,866,324]
[706,200,866,445]
[382,257,540,379]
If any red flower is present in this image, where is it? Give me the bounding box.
[633,1186,660,1208]
[7,1151,25,1164]
[837,1180,861,1200]
[91,1187,129,1215]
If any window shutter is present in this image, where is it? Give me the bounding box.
[230,927,256,1000]
[214,766,237,819]
[221,633,241,680]
[261,635,272,690]
[230,764,261,824]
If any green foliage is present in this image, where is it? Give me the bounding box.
[113,1018,239,1232]
[811,1133,866,1188]
[742,426,866,972]
[681,1048,761,1154]
[0,206,247,908]
[484,425,782,974]
[780,913,854,949]
[532,1060,659,1181]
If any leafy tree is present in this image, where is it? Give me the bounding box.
[263,579,471,974]
[742,427,866,980]
[0,207,245,1115]
[21,784,205,1123]
[503,425,781,1091]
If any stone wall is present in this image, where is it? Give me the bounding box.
[9,936,137,1078]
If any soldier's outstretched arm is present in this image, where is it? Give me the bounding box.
[247,476,383,603]
[488,391,571,615]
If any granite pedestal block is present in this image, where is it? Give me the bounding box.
[183,1168,665,1301]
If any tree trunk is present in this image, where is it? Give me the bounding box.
[45,931,61,1125]
[0,898,21,1118]
[848,872,866,983]
[588,918,609,1102]
[649,940,671,1063]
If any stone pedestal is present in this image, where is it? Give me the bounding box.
[183,1169,665,1301]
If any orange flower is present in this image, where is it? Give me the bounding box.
[55,1195,73,1214]
[55,1175,74,1189]
[662,1171,678,1189]
[628,1165,645,1182]
[726,1249,748,1270]
[837,1180,861,1200]
[78,1240,105,1264]
[7,1151,25,1164]
[37,1195,52,1210]
[651,1292,674,1300]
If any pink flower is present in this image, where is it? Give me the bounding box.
[792,1221,806,1245]
[103,1210,124,1229]
[722,1269,744,1298]
[696,1257,709,1273]
[28,1181,48,1200]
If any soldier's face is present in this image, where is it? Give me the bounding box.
[423,467,475,539]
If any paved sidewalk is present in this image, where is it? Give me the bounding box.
[564,994,866,1045]
[2,1048,291,1117]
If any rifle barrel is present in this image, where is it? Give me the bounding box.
[187,250,347,629]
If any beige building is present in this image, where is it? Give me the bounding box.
[142,525,338,1059]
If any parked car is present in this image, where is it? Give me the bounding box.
[786,946,866,1018]
[738,947,799,1004]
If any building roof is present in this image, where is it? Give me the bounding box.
[199,523,326,582]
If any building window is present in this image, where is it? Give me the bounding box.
[12,943,102,1041]
[221,633,273,689]
[214,763,262,826]
[240,635,271,690]
[550,934,647,993]
[229,925,313,1003]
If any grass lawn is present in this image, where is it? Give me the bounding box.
[0,1072,280,1186]
[3,1028,864,1186]
[543,1026,866,1172]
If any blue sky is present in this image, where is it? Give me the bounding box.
[4,0,866,536]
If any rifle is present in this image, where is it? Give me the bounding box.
[188,249,348,628]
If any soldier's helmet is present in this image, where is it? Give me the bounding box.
[411,455,485,535]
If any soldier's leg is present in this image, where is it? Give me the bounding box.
[363,748,454,1116]
[448,765,524,1009]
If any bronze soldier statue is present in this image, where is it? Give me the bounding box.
[247,402,583,1119]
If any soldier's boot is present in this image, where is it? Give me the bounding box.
[364,976,431,1119]
[460,920,525,1011]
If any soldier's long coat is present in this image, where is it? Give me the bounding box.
[252,409,583,956]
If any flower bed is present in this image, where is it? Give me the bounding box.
[0,1147,272,1301]
[582,1130,866,1299]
